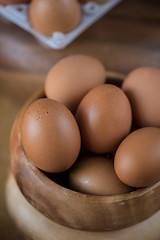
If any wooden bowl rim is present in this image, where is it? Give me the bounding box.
[27,156,160,203]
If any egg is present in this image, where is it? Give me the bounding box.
[0,0,30,4]
[29,0,81,36]
[76,84,132,154]
[69,155,132,195]
[45,55,106,111]
[122,67,160,127]
[114,127,160,188]
[21,98,81,173]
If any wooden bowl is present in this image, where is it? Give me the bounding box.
[10,76,160,232]
[5,173,160,240]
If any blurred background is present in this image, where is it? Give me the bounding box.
[0,0,160,239]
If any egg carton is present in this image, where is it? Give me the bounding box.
[0,0,122,49]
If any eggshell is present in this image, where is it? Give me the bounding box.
[0,0,30,4]
[76,84,132,154]
[29,0,81,36]
[114,127,160,187]
[21,98,81,173]
[122,67,160,127]
[69,155,132,195]
[45,55,106,111]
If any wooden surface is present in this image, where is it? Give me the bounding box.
[0,0,160,239]
[1,0,160,104]
[1,0,160,75]
[5,174,160,240]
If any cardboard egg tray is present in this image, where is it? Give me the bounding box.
[0,0,122,49]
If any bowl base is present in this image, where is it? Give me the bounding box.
[5,173,160,240]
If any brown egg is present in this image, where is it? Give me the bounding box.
[69,155,132,196]
[76,84,132,154]
[45,55,106,111]
[29,0,81,36]
[79,0,109,4]
[122,67,160,127]
[0,0,30,4]
[114,127,160,188]
[21,98,81,173]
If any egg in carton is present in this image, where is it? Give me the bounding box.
[0,0,122,49]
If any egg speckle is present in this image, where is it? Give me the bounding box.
[21,98,81,173]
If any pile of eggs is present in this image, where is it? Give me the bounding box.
[1,0,109,36]
[21,54,160,196]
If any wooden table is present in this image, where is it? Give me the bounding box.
[0,0,160,239]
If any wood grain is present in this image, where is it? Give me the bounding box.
[1,0,160,238]
[5,173,160,240]
[0,68,45,104]
[0,0,160,106]
[10,85,160,232]
[0,0,160,75]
